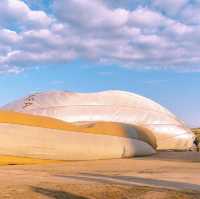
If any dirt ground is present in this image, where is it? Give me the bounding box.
[0,151,200,199]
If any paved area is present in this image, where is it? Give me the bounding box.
[0,151,200,198]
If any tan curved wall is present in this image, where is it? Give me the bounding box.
[0,123,155,160]
[0,111,156,148]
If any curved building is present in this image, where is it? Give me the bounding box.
[0,111,155,160]
[2,90,194,150]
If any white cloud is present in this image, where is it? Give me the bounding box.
[0,29,20,44]
[1,0,200,74]
[152,0,189,16]
[128,8,171,29]
[0,0,52,29]
[0,64,23,74]
[180,3,200,25]
[54,0,129,29]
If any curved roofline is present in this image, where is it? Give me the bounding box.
[1,90,185,125]
[18,90,175,114]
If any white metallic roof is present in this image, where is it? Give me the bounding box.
[2,90,194,150]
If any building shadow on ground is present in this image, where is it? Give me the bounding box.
[32,186,89,199]
[55,173,200,192]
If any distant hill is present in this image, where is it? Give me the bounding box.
[192,128,200,139]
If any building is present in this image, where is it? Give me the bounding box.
[2,90,194,150]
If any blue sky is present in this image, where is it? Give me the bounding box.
[0,0,200,127]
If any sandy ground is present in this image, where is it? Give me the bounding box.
[0,151,200,199]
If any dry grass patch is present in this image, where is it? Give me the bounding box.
[0,155,59,165]
[0,183,199,199]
